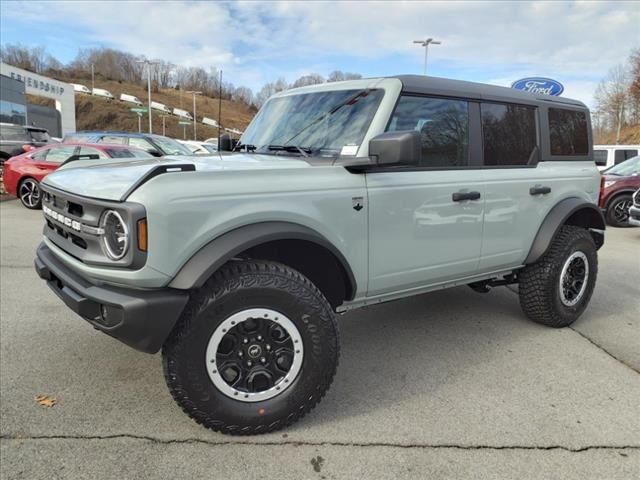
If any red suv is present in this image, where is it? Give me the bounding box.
[2,143,152,209]
[599,155,640,227]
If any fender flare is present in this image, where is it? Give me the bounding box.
[524,197,605,264]
[169,221,357,298]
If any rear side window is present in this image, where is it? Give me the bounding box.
[614,149,638,165]
[105,148,151,159]
[79,146,109,160]
[45,146,78,163]
[481,103,537,166]
[593,150,608,166]
[548,108,588,156]
[387,96,469,167]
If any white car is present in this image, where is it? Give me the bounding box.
[151,101,172,114]
[202,117,219,128]
[92,88,114,100]
[173,108,193,120]
[71,83,91,94]
[178,140,218,154]
[120,93,143,106]
[593,144,639,170]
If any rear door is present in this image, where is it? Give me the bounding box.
[366,95,485,296]
[479,104,593,271]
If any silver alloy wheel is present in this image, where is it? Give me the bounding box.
[559,251,589,307]
[19,179,41,208]
[205,308,304,402]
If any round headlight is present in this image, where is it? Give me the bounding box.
[101,210,129,260]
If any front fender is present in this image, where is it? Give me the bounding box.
[169,221,357,298]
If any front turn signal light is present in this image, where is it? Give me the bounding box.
[137,218,148,252]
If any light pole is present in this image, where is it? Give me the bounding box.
[413,38,441,75]
[187,91,202,140]
[137,59,159,134]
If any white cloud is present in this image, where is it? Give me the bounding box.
[2,0,638,105]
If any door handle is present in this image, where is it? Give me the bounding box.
[452,191,481,202]
[530,185,551,195]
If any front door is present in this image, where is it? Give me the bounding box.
[366,95,485,296]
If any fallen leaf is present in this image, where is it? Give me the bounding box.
[35,395,57,408]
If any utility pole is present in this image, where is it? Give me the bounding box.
[161,115,166,136]
[413,38,441,75]
[616,104,624,144]
[218,70,223,146]
[187,91,202,140]
[137,59,159,134]
[91,63,95,92]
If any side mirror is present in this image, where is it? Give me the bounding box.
[146,148,162,157]
[369,131,421,166]
[219,134,233,152]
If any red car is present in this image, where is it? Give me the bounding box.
[599,155,640,227]
[2,143,153,209]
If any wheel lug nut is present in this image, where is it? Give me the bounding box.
[247,360,253,367]
[266,344,271,351]
[238,351,243,357]
[260,357,266,364]
[243,338,249,344]
[257,335,263,341]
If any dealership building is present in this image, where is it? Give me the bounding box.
[0,62,75,137]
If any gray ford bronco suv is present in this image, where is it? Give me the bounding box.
[34,76,604,434]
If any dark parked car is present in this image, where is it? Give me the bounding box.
[0,123,52,175]
[62,131,192,156]
[599,155,640,227]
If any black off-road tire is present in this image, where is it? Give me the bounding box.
[519,226,598,328]
[605,194,633,227]
[162,260,339,435]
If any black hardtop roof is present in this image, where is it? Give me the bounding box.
[390,75,587,109]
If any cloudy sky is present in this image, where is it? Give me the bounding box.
[1,0,638,106]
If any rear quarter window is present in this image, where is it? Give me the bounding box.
[548,108,589,156]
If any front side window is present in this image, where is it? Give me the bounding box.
[593,150,608,166]
[548,108,588,156]
[129,137,155,151]
[44,146,77,163]
[482,103,537,166]
[98,135,126,145]
[387,96,469,167]
[242,89,385,158]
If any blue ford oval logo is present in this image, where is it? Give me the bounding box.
[511,77,564,96]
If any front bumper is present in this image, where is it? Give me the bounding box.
[34,242,188,353]
[629,206,640,227]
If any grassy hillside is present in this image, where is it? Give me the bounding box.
[30,74,256,141]
[594,124,640,145]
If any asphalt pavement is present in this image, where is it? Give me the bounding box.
[1,198,638,479]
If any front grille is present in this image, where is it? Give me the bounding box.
[40,185,147,269]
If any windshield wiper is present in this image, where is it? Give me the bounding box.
[266,144,311,157]
[233,142,257,152]
[274,89,372,148]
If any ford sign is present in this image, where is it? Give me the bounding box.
[511,77,564,96]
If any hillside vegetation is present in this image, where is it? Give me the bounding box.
[594,124,640,145]
[32,74,256,141]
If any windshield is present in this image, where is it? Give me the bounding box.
[605,156,640,176]
[152,136,192,155]
[241,89,384,157]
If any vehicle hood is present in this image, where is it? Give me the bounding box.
[41,153,314,201]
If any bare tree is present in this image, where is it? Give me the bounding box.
[291,73,325,88]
